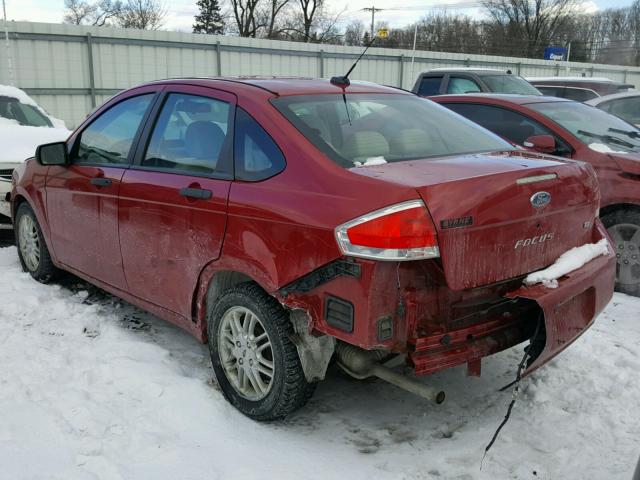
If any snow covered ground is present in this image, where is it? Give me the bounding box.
[1,244,639,480]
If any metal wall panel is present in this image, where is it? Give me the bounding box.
[2,20,639,128]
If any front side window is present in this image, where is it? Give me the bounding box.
[74,94,153,165]
[272,93,513,168]
[234,108,285,181]
[446,103,547,142]
[143,93,232,176]
[482,75,542,95]
[444,102,571,156]
[529,101,640,153]
[447,77,481,94]
[417,76,443,96]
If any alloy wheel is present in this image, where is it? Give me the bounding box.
[18,214,40,272]
[217,306,275,401]
[608,223,640,287]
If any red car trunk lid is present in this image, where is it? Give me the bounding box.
[351,151,600,290]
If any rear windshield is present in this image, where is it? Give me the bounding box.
[271,93,513,167]
[482,75,541,95]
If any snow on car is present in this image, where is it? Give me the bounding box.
[0,85,70,222]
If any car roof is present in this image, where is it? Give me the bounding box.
[145,77,406,96]
[526,76,615,83]
[421,68,507,75]
[431,93,574,105]
[585,90,640,105]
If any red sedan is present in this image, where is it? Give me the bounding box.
[11,79,614,420]
[431,94,640,297]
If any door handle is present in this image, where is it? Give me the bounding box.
[179,187,212,200]
[90,177,112,187]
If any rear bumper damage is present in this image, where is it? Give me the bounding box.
[409,222,616,377]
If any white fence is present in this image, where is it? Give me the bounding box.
[2,21,640,128]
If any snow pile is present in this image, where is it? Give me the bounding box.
[354,156,388,167]
[0,245,639,479]
[588,143,629,154]
[524,238,610,288]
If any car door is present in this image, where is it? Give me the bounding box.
[118,86,235,317]
[45,89,158,288]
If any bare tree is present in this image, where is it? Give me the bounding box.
[116,0,166,30]
[343,20,365,46]
[264,0,290,38]
[63,0,121,26]
[482,0,577,57]
[298,0,319,42]
[229,0,263,37]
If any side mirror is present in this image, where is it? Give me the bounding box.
[36,142,69,166]
[523,135,556,154]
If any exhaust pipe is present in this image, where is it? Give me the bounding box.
[335,342,445,404]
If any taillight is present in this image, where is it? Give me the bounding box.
[335,200,440,261]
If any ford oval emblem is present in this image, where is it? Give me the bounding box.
[530,191,551,208]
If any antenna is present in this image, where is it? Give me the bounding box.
[330,28,388,88]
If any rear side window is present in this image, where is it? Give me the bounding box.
[142,93,232,177]
[536,86,564,98]
[447,77,481,94]
[444,103,571,155]
[234,108,285,181]
[563,88,598,102]
[417,76,443,96]
[74,94,153,165]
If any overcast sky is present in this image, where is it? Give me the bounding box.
[4,0,637,32]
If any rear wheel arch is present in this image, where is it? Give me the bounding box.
[600,202,640,219]
[198,269,334,383]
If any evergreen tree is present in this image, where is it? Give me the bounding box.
[193,0,224,34]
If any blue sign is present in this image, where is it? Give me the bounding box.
[544,46,568,61]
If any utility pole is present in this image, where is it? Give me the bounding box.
[362,6,384,40]
[2,0,13,86]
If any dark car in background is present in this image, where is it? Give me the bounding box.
[527,77,635,102]
[587,91,640,127]
[412,68,542,96]
[431,93,640,296]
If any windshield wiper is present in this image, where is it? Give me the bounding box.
[576,129,635,149]
[607,127,640,139]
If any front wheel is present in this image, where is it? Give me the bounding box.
[602,209,640,297]
[207,282,315,421]
[14,203,58,283]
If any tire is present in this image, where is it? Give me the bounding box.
[602,209,640,297]
[207,282,316,421]
[14,203,58,283]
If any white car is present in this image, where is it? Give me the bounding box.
[0,85,70,223]
[586,91,640,128]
